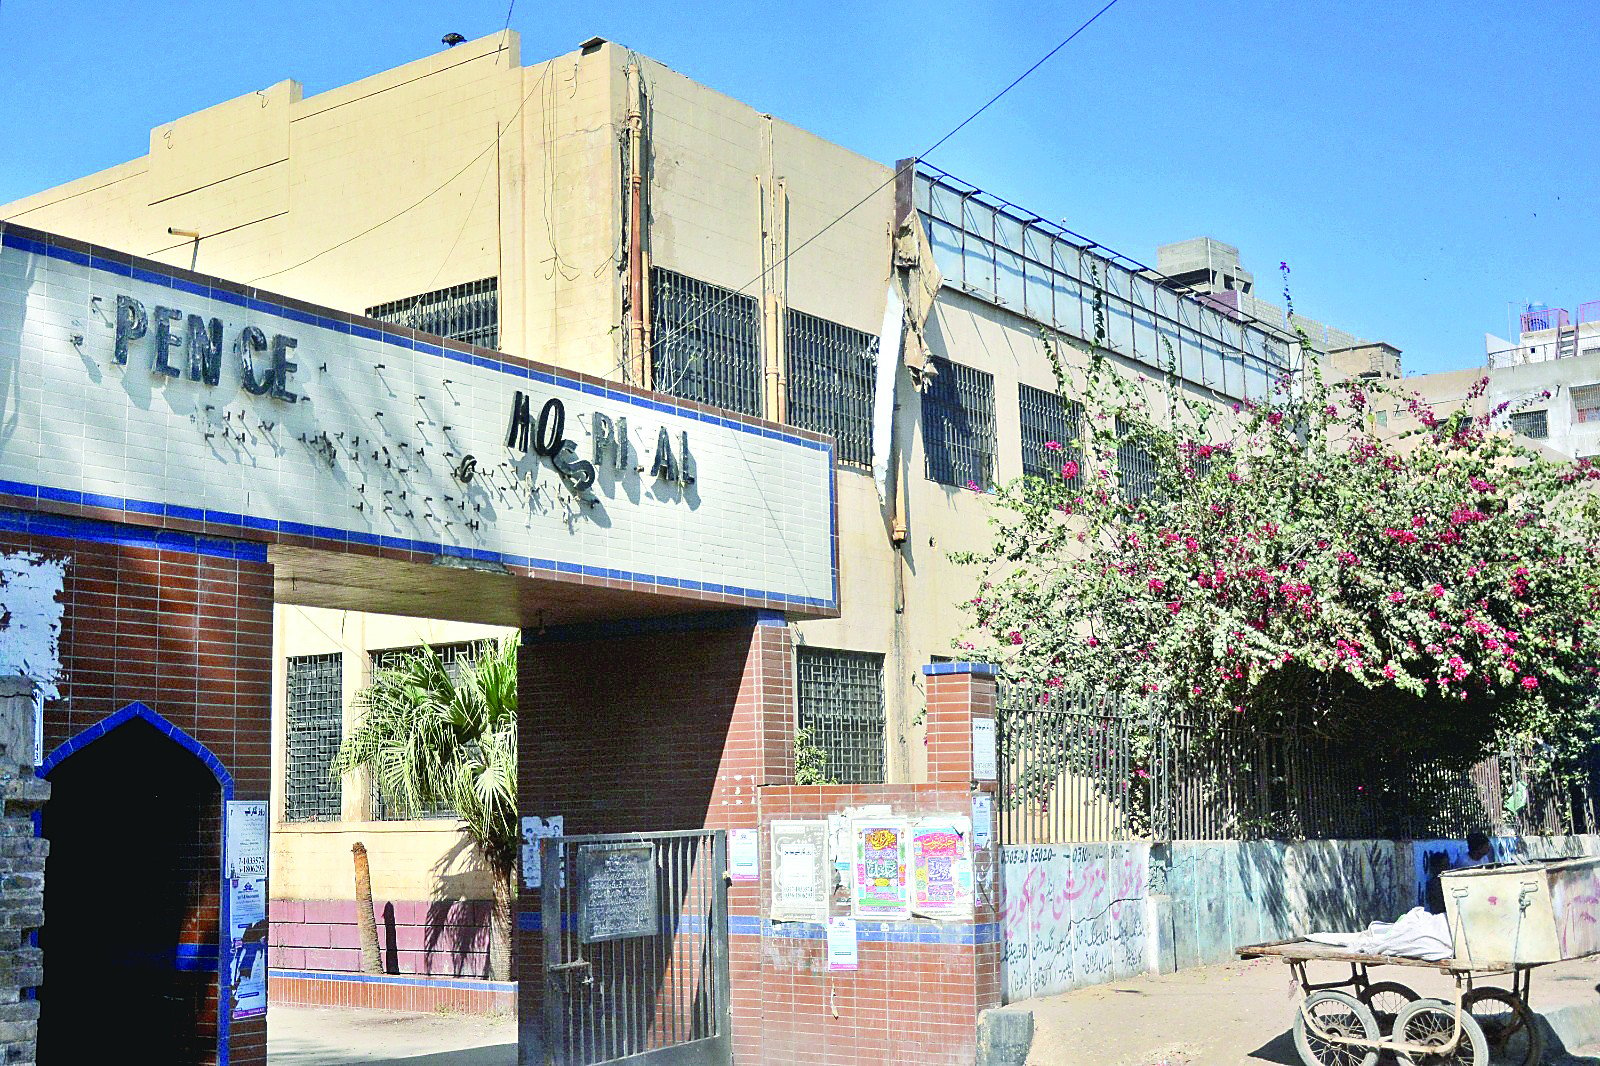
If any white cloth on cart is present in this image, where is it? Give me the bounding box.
[1305,907,1453,961]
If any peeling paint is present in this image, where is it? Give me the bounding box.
[0,552,67,698]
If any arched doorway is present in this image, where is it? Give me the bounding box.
[39,708,224,1065]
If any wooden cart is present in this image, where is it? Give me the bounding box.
[1236,938,1541,1066]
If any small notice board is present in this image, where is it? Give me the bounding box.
[577,842,658,943]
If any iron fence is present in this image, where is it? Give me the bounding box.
[996,685,1592,845]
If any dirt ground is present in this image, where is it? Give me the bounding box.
[268,1006,516,1065]
[1019,954,1600,1066]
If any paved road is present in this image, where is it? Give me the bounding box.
[269,1006,516,1065]
[1017,954,1600,1066]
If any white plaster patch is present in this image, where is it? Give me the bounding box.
[0,551,67,699]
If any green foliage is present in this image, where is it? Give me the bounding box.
[335,637,519,877]
[958,322,1600,800]
[793,727,834,785]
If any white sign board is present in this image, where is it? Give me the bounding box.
[0,232,837,609]
[972,718,997,781]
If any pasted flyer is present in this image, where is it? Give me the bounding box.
[729,828,760,882]
[827,917,859,971]
[225,800,269,1020]
[851,818,911,920]
[769,820,828,922]
[911,819,974,919]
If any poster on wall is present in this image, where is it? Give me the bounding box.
[972,718,997,781]
[520,816,565,890]
[850,818,911,920]
[729,828,760,882]
[225,800,269,1021]
[911,818,974,919]
[827,917,859,971]
[769,821,829,922]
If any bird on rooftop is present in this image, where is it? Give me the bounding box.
[442,32,466,47]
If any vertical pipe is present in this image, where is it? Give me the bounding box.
[625,63,647,388]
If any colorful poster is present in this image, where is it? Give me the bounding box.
[729,828,760,882]
[827,917,859,971]
[851,818,911,920]
[912,818,974,918]
[225,800,269,1020]
[769,821,829,921]
[972,718,997,780]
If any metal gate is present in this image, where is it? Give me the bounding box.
[539,830,731,1066]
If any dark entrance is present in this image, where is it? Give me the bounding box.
[39,715,221,1065]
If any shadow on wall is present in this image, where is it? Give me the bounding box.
[419,837,492,978]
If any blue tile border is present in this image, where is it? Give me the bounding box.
[271,969,516,993]
[921,661,1000,678]
[0,506,266,563]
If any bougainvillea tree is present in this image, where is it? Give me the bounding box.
[957,325,1600,800]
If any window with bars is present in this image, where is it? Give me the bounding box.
[285,653,344,823]
[1018,383,1083,487]
[921,356,996,488]
[366,641,489,820]
[651,268,763,416]
[797,648,886,785]
[1573,385,1600,425]
[787,309,878,467]
[1116,416,1159,502]
[1510,410,1549,440]
[366,277,498,350]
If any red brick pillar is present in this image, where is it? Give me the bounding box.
[921,662,1004,1022]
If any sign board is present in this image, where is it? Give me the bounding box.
[0,232,837,610]
[851,818,911,921]
[729,828,760,882]
[577,842,658,943]
[225,800,269,1020]
[911,818,974,919]
[769,820,829,922]
[972,718,997,781]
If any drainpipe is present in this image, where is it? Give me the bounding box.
[625,62,648,387]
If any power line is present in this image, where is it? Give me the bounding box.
[644,0,1127,363]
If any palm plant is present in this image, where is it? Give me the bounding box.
[334,635,519,980]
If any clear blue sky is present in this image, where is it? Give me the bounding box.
[3,0,1596,375]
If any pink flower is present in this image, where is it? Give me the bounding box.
[1061,460,1080,481]
[1411,515,1428,529]
[1044,440,1062,452]
[1387,590,1404,603]
[1148,578,1166,593]
[1086,637,1099,648]
[1008,631,1023,645]
[1337,551,1359,566]
[1522,675,1539,690]
[965,480,981,492]
[1430,584,1445,598]
[1267,411,1285,427]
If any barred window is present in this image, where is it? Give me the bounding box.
[285,653,343,823]
[797,648,885,785]
[1019,383,1082,486]
[1572,385,1600,425]
[366,642,488,820]
[367,277,498,349]
[651,268,763,416]
[1116,416,1159,502]
[1510,410,1549,440]
[787,309,878,467]
[921,356,996,488]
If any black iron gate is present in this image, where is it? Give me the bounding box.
[539,830,731,1066]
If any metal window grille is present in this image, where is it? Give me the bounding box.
[366,641,489,820]
[1510,409,1549,440]
[1573,385,1600,424]
[286,653,344,823]
[786,309,878,467]
[366,277,498,349]
[1018,383,1082,486]
[797,648,885,785]
[1115,417,1159,502]
[651,268,763,416]
[921,356,996,488]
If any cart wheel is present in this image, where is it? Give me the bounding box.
[1360,981,1420,1033]
[1393,998,1489,1066]
[1294,990,1381,1066]
[1461,987,1543,1066]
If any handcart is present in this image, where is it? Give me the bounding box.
[1236,856,1600,1066]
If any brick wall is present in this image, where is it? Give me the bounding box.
[2,512,273,1066]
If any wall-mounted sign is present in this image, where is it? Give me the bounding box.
[851,818,911,921]
[0,234,837,609]
[225,800,269,1020]
[769,820,829,922]
[911,818,974,919]
[577,842,658,943]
